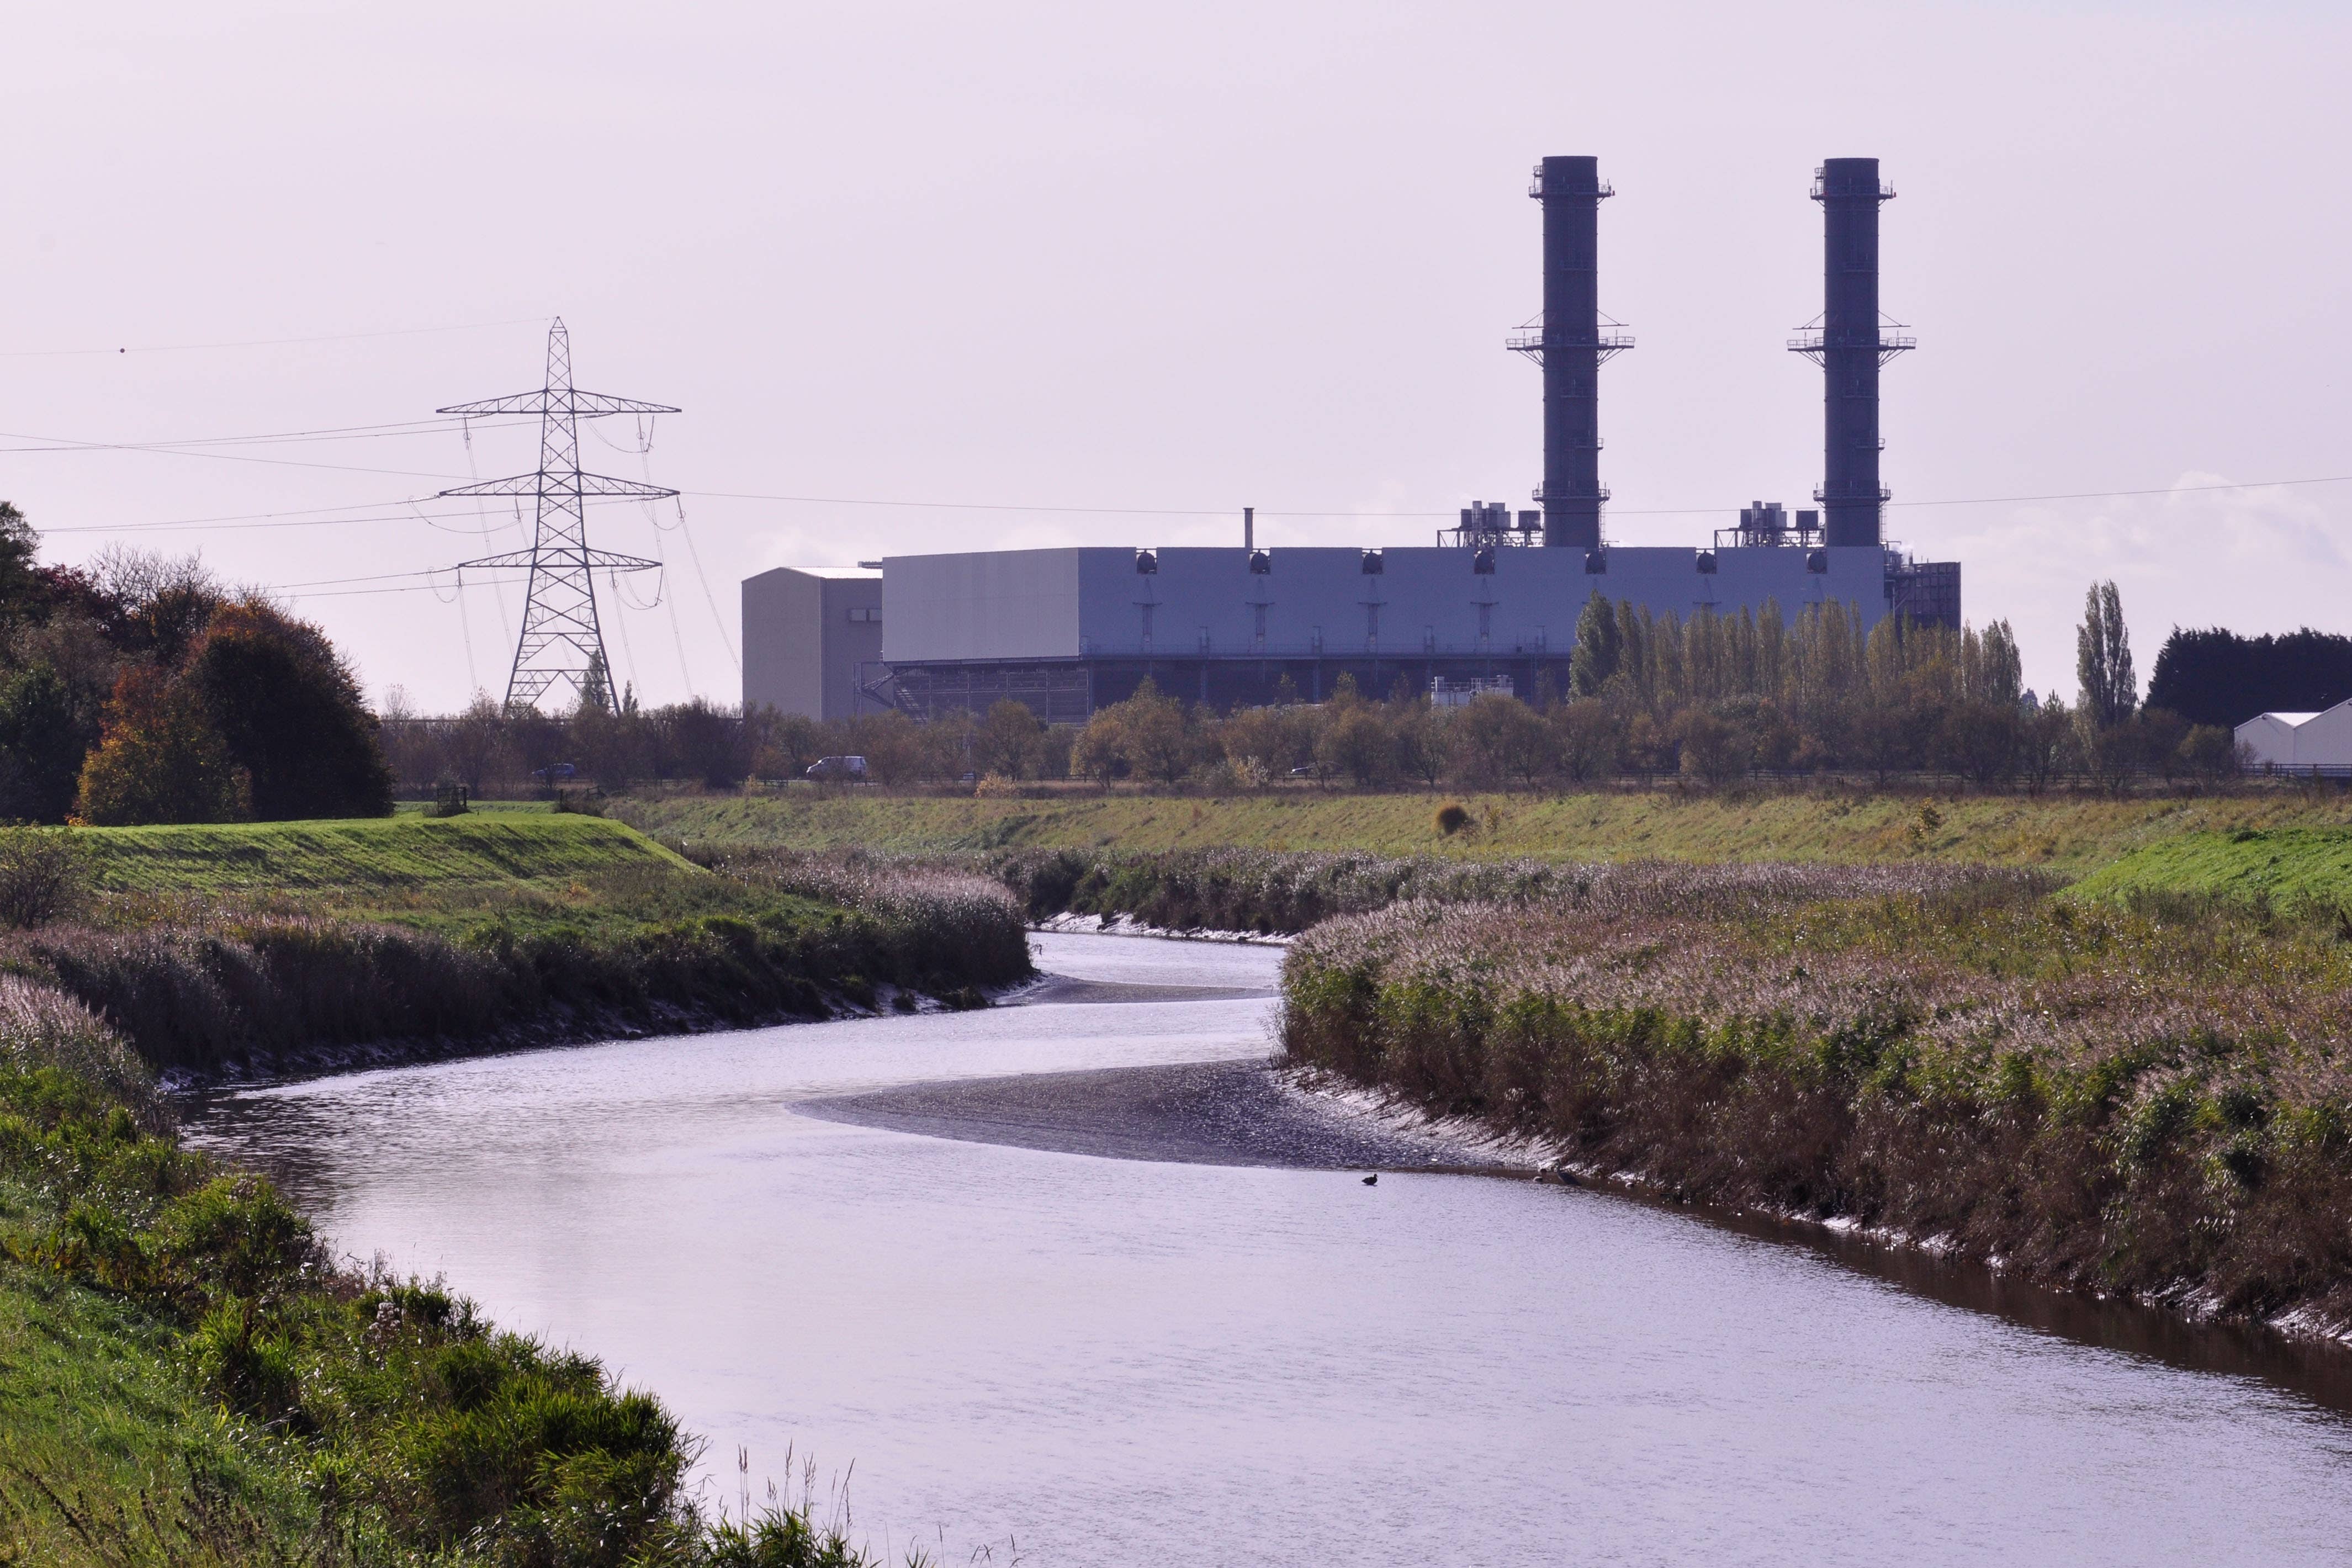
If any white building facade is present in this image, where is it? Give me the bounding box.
[2235,701,2352,769]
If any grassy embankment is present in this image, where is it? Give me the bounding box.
[2,811,1021,1564]
[0,980,888,1565]
[621,786,2352,878]
[625,789,2352,937]
[18,809,1031,1075]
[1280,855,2352,1336]
[2068,827,2352,917]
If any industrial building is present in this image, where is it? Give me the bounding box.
[741,564,883,720]
[744,156,1961,723]
[2236,703,2352,772]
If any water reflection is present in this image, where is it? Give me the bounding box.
[186,931,2352,1567]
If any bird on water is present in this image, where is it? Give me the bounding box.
[1362,1173,1378,1186]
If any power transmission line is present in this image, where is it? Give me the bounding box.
[0,316,550,358]
[434,320,676,714]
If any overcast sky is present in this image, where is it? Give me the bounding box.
[4,1,2345,712]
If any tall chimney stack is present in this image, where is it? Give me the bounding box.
[1518,157,1631,550]
[1802,157,1912,548]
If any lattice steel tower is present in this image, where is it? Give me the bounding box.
[437,319,679,713]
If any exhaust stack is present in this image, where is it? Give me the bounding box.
[1794,157,1913,548]
[1513,156,1631,550]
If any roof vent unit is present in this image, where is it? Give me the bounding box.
[1585,549,1608,575]
[1805,549,1829,574]
[1695,549,1718,574]
[1134,549,1158,575]
[1248,550,1271,575]
[1360,549,1385,575]
[1517,510,1541,535]
[1472,547,1496,575]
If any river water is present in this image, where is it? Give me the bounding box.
[187,931,2352,1566]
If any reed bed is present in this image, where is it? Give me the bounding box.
[0,852,1033,1075]
[984,843,2052,934]
[1282,868,2352,1335]
[708,845,1032,981]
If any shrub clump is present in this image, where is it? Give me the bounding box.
[1434,802,1471,836]
[0,823,89,928]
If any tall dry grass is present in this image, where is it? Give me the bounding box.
[985,843,2051,934]
[709,845,1032,983]
[0,852,1032,1074]
[1282,868,2352,1333]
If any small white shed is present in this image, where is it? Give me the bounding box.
[2236,700,2352,768]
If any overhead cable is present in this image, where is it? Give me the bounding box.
[0,316,551,358]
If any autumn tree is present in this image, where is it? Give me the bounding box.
[974,700,1047,779]
[1452,691,1552,787]
[76,666,250,825]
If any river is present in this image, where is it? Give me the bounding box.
[186,930,2352,1565]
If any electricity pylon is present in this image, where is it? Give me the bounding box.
[437,319,677,714]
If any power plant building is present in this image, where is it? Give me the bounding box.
[878,541,1900,722]
[741,565,884,720]
[743,155,1961,723]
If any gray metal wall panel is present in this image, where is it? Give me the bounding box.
[1064,545,1890,661]
[818,576,884,719]
[741,568,882,720]
[741,568,820,718]
[883,549,1083,662]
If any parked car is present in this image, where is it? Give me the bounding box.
[806,755,870,781]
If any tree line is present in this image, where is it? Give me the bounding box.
[384,578,2252,798]
[2145,626,2352,729]
[1048,583,2238,792]
[0,505,391,824]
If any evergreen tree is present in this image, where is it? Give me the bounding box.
[0,664,89,822]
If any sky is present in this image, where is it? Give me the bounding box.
[3,1,2346,712]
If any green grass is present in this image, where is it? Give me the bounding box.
[78,813,692,897]
[69,813,741,945]
[2069,827,2352,914]
[0,1256,315,1565]
[621,787,2352,880]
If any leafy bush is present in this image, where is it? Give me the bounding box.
[0,824,88,928]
